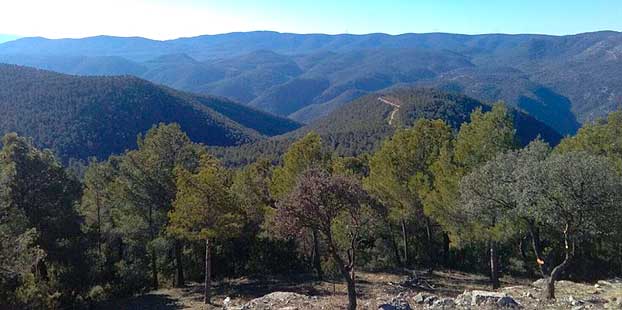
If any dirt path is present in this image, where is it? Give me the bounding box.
[378,96,401,125]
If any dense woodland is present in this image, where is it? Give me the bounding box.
[212,88,561,167]
[2,101,621,309]
[0,64,300,161]
[7,31,622,135]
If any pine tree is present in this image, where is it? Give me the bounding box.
[168,154,241,304]
[365,119,452,267]
[0,133,83,307]
[113,123,203,289]
[425,103,517,287]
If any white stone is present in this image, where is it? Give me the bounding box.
[470,290,507,305]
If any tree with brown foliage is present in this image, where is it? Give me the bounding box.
[277,168,379,310]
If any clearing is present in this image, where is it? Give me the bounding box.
[378,97,401,126]
[98,269,622,309]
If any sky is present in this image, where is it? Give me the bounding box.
[0,0,621,41]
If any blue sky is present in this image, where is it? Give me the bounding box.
[0,0,621,40]
[0,35,19,44]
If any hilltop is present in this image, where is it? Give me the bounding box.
[212,88,561,166]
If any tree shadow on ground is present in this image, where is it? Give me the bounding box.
[182,274,340,301]
[96,293,183,310]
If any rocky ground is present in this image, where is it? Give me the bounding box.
[104,270,622,309]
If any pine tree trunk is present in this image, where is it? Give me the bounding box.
[148,205,158,289]
[151,248,158,289]
[312,230,323,280]
[442,233,450,267]
[204,238,212,304]
[489,240,500,289]
[425,217,434,272]
[174,240,185,288]
[390,231,403,267]
[37,260,49,281]
[96,191,102,257]
[117,237,124,259]
[519,235,528,260]
[401,218,408,265]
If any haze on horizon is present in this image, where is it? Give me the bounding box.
[1,0,621,41]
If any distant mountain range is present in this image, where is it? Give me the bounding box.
[0,64,300,161]
[2,31,622,135]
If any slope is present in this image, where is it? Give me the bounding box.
[0,64,300,161]
[211,88,562,167]
[3,31,622,133]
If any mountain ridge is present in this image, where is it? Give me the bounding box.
[2,30,621,135]
[0,64,300,161]
[212,87,562,167]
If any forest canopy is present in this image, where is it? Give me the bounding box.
[1,106,621,309]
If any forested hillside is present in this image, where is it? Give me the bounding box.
[212,88,561,166]
[0,64,300,161]
[2,106,620,310]
[3,31,622,134]
[3,1,622,308]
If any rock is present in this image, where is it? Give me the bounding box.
[522,291,535,299]
[532,278,548,287]
[378,294,411,310]
[470,290,507,306]
[598,279,622,290]
[454,291,472,306]
[224,296,246,310]
[431,297,456,309]
[584,295,607,304]
[496,296,520,308]
[241,292,312,310]
[568,296,584,306]
[278,307,298,310]
[424,295,439,305]
[413,292,429,304]
[502,286,524,291]
[377,302,411,310]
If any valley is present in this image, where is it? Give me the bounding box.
[2,7,622,309]
[0,64,300,161]
[4,31,622,136]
